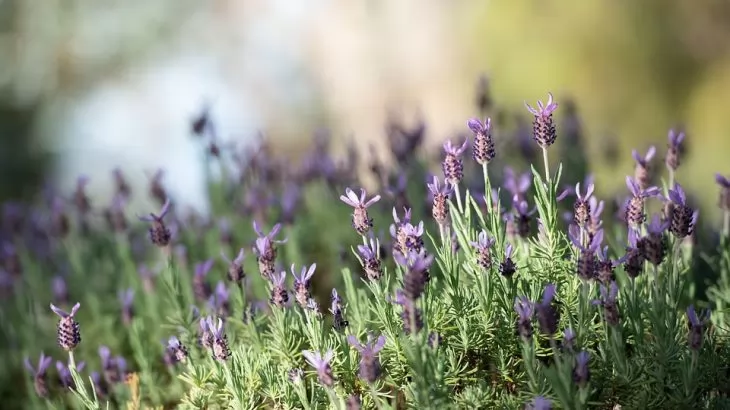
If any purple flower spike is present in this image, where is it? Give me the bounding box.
[340,188,381,236]
[302,349,336,387]
[470,231,495,270]
[625,176,661,227]
[632,146,656,189]
[526,396,552,410]
[209,281,231,316]
[347,334,387,383]
[514,296,534,340]
[524,93,559,147]
[221,248,246,284]
[205,316,231,361]
[716,173,730,211]
[573,351,591,386]
[138,198,172,247]
[357,236,383,281]
[443,138,469,185]
[292,263,316,307]
[25,352,53,397]
[667,183,699,238]
[687,305,710,351]
[253,221,287,280]
[504,167,532,200]
[50,302,81,351]
[665,129,685,171]
[427,175,454,226]
[535,284,559,335]
[632,146,656,168]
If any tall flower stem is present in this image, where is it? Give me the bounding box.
[454,183,464,215]
[541,147,551,184]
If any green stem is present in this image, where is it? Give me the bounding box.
[541,147,551,184]
[454,182,464,215]
[68,351,76,370]
[723,210,730,239]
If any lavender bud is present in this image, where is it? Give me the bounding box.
[138,199,172,247]
[166,336,188,363]
[357,237,383,281]
[330,289,349,331]
[686,306,710,351]
[667,183,698,239]
[468,118,495,165]
[292,263,316,308]
[569,226,603,281]
[339,187,381,236]
[593,282,621,327]
[573,351,591,387]
[442,138,469,185]
[24,353,52,398]
[50,302,81,351]
[395,249,434,301]
[499,244,517,277]
[192,259,214,302]
[524,93,559,147]
[715,174,730,211]
[270,271,289,308]
[253,222,287,280]
[393,291,422,335]
[470,231,495,270]
[208,281,231,317]
[573,182,595,227]
[535,284,559,336]
[640,215,669,266]
[632,146,656,190]
[427,176,454,227]
[302,349,336,387]
[91,372,109,399]
[221,248,246,285]
[525,396,552,410]
[562,328,576,352]
[514,296,535,341]
[347,334,386,383]
[625,177,661,228]
[665,129,685,171]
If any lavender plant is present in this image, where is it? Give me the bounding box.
[2,83,730,410]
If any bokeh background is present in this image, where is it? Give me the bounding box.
[2,0,730,219]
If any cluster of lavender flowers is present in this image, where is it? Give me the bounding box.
[6,80,730,409]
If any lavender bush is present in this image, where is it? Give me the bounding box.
[3,83,730,409]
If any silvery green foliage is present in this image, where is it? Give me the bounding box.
[5,94,730,410]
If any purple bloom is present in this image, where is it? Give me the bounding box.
[470,231,495,270]
[395,249,434,300]
[535,284,559,335]
[302,349,336,387]
[50,302,81,351]
[427,175,453,227]
[340,188,381,236]
[165,336,188,364]
[667,183,699,238]
[562,328,576,352]
[686,305,710,351]
[573,182,595,227]
[503,167,532,200]
[357,236,383,281]
[573,351,591,387]
[392,289,423,335]
[665,129,685,171]
[625,176,661,227]
[526,396,552,410]
[119,288,134,326]
[524,93,559,147]
[514,296,534,340]
[24,352,53,397]
[270,271,289,308]
[56,358,85,389]
[205,316,231,361]
[507,196,537,239]
[569,225,603,280]
[138,198,172,247]
[348,334,386,383]
[715,173,730,211]
[632,146,656,189]
[209,281,231,317]
[468,117,495,165]
[499,243,517,277]
[442,138,469,185]
[592,281,620,326]
[292,263,316,308]
[330,288,349,330]
[193,259,214,301]
[221,248,246,284]
[253,221,288,279]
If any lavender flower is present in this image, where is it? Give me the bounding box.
[442,138,469,185]
[206,317,231,361]
[524,93,559,147]
[292,263,316,308]
[393,290,423,335]
[198,317,213,348]
[525,396,552,410]
[595,247,625,284]
[73,175,92,215]
[221,248,246,285]
[687,305,710,351]
[209,281,231,317]
[667,183,699,239]
[103,194,128,233]
[357,237,383,281]
[499,244,517,277]
[640,214,670,266]
[112,167,131,199]
[632,146,656,189]
[592,281,621,326]
[427,176,453,227]
[715,174,730,211]
[468,118,495,165]
[91,372,109,399]
[507,196,536,239]
[535,284,559,336]
[50,302,81,351]
[119,288,134,326]
[395,249,434,300]
[330,289,349,331]
[562,328,576,352]
[470,231,495,270]
[193,259,214,302]
[573,182,595,227]
[57,358,85,389]
[24,352,52,397]
[573,351,591,387]
[665,129,685,171]
[270,271,289,308]
[166,336,188,363]
[339,187,381,236]
[504,167,532,201]
[587,196,605,239]
[623,230,646,279]
[625,176,661,228]
[253,221,287,280]
[138,198,172,247]
[302,349,335,387]
[569,225,603,281]
[347,334,386,383]
[514,296,534,341]
[99,346,127,385]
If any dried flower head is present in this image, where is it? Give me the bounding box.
[535,284,559,336]
[468,117,495,165]
[470,231,496,270]
[427,176,454,227]
[138,199,172,247]
[357,237,383,281]
[442,138,469,185]
[340,187,381,236]
[632,146,656,189]
[524,93,559,147]
[348,334,386,383]
[667,183,699,239]
[50,302,81,351]
[302,349,335,387]
[292,263,316,308]
[24,352,52,398]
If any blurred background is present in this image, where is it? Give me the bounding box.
[2,0,730,219]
